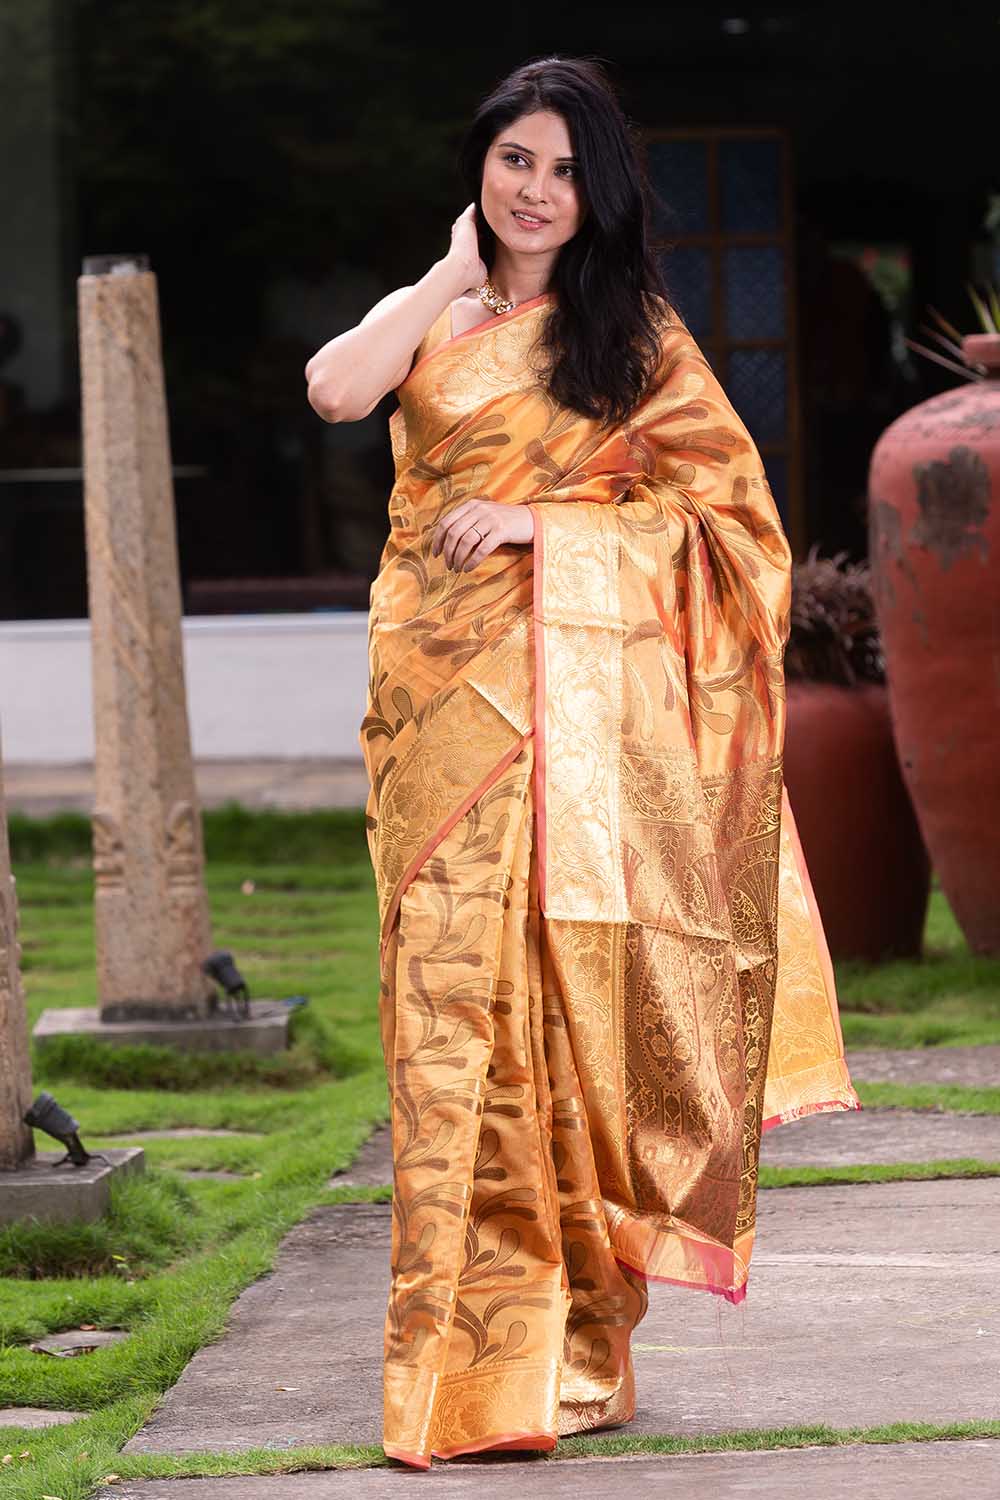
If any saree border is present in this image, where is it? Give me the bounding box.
[396,291,554,394]
[378,729,533,963]
[762,1056,863,1132]
[609,1214,756,1305]
[529,502,550,912]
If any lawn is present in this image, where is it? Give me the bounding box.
[1,807,998,1495]
[2,808,391,1496]
[835,882,1000,1048]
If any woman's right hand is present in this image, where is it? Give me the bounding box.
[446,203,487,293]
[306,206,488,424]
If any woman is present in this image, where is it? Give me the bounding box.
[306,55,861,1470]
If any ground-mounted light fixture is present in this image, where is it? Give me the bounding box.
[202,949,251,1021]
[23,1092,109,1169]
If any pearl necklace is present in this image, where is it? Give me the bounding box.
[476,276,516,315]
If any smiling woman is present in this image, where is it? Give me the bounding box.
[487,124,582,241]
[304,52,861,1473]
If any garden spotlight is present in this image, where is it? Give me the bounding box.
[201,948,250,1021]
[23,1091,108,1168]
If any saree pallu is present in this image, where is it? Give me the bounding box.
[360,293,861,1467]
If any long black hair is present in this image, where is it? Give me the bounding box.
[458,55,671,427]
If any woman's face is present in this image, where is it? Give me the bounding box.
[479,109,585,255]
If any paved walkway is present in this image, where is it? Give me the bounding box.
[115,1087,1000,1482]
[10,760,1000,1489]
[95,1439,1000,1499]
[326,1108,1000,1186]
[16,1084,1000,1490]
[760,1106,1000,1165]
[95,1104,1000,1187]
[118,1177,1000,1460]
[841,1045,1000,1088]
[4,758,371,816]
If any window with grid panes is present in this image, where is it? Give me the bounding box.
[644,129,803,556]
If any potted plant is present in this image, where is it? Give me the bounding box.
[782,547,930,961]
[868,283,1000,954]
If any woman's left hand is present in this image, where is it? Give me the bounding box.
[431,497,534,572]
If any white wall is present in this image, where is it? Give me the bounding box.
[0,614,370,763]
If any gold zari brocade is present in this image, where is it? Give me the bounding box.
[361,294,861,1467]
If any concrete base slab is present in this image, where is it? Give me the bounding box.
[121,1178,1000,1457]
[0,1147,144,1226]
[94,1439,1000,1499]
[760,1107,1000,1166]
[846,1045,1000,1088]
[0,1406,91,1430]
[32,1001,291,1056]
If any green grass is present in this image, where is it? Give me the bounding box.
[759,1158,1000,1189]
[557,1418,1000,1461]
[855,1083,1000,1114]
[2,809,999,1494]
[8,803,371,867]
[1,1417,998,1493]
[2,810,389,1495]
[834,880,1000,1047]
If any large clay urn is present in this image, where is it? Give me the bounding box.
[868,333,1000,954]
[783,681,930,961]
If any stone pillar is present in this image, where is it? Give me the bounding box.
[0,721,34,1170]
[78,254,214,1022]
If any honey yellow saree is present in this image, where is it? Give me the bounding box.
[360,292,861,1468]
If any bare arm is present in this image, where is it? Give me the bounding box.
[305,206,486,423]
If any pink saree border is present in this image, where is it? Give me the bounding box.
[609,1207,755,1306]
[762,1095,863,1133]
[378,730,534,961]
[432,1430,559,1461]
[528,502,549,912]
[781,782,846,1054]
[613,1251,748,1306]
[383,1445,431,1470]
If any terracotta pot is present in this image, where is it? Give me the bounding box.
[868,333,1000,954]
[783,681,930,961]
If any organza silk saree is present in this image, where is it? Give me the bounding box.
[360,292,861,1467]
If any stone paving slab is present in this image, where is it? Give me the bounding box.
[845,1045,1000,1088]
[122,1178,1000,1457]
[0,1405,90,1429]
[96,1438,1000,1498]
[759,1107,1000,1166]
[30,1328,129,1355]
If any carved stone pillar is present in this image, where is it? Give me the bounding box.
[78,254,214,1022]
[0,722,34,1170]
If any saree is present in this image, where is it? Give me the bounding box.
[360,291,861,1468]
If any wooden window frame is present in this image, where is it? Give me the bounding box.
[641,126,805,558]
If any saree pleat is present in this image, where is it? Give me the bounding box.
[379,739,650,1465]
[362,294,862,1465]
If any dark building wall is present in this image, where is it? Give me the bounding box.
[0,3,993,617]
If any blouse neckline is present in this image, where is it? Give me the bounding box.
[398,291,553,393]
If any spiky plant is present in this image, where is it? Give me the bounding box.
[785,546,884,687]
[906,283,1000,382]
